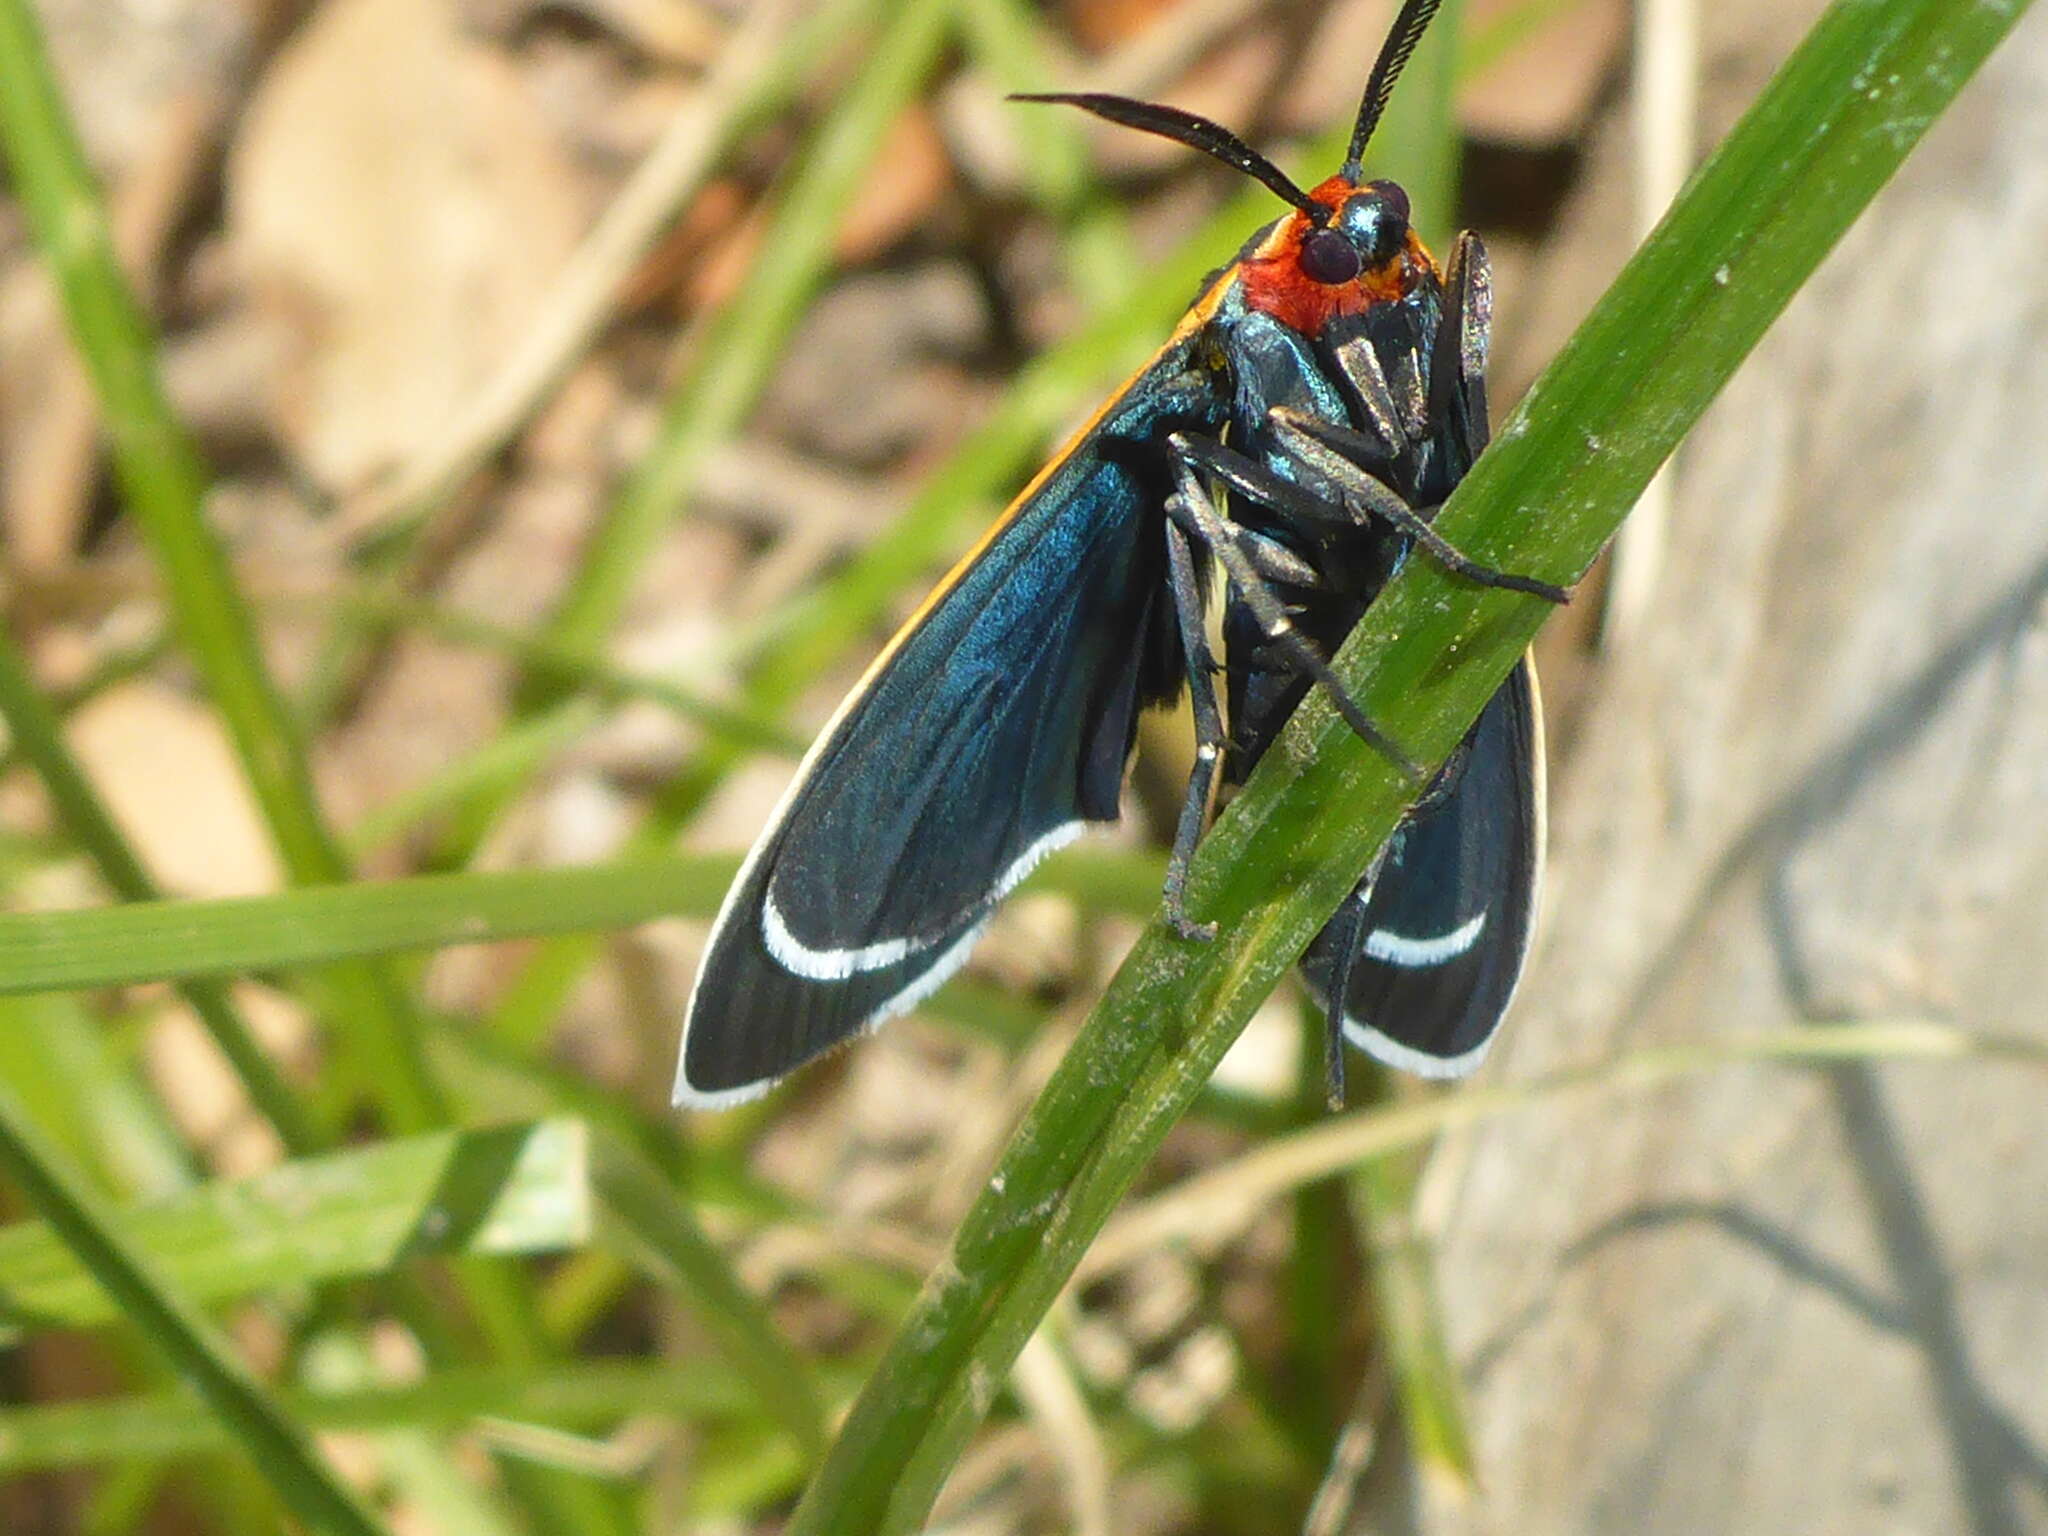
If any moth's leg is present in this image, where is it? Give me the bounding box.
[1318,892,1366,1111]
[1326,331,1406,457]
[1193,417,1570,605]
[1165,435,1420,780]
[1314,829,1403,1109]
[1231,525,1324,589]
[1160,512,1225,943]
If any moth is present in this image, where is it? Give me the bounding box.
[675,0,1567,1108]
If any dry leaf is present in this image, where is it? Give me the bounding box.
[834,106,954,265]
[67,680,283,898]
[227,0,589,492]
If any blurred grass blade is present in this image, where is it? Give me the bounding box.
[310,587,805,755]
[0,0,363,884]
[527,0,956,695]
[0,623,317,1152]
[594,1141,827,1457]
[345,699,608,857]
[0,0,445,1137]
[0,630,166,783]
[364,0,882,531]
[0,1357,772,1474]
[0,1120,589,1335]
[0,859,733,994]
[783,4,2036,1531]
[0,993,192,1201]
[0,1075,389,1536]
[1349,1158,1474,1490]
[957,0,1134,312]
[296,1336,525,1536]
[0,848,1158,997]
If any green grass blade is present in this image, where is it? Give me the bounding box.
[594,1140,827,1457]
[0,1120,589,1335]
[0,629,167,782]
[0,623,318,1153]
[1348,1155,1474,1489]
[298,1337,525,1536]
[0,0,446,1137]
[313,588,805,756]
[782,3,2036,1530]
[345,699,609,857]
[0,994,192,1200]
[0,1076,389,1536]
[0,1358,774,1474]
[0,860,733,993]
[0,847,1157,997]
[0,0,321,898]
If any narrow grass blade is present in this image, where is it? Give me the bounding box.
[527,0,956,692]
[0,622,317,1152]
[0,630,167,782]
[345,699,609,857]
[782,4,2038,1531]
[0,847,1158,998]
[0,1357,771,1473]
[0,993,192,1200]
[309,587,804,756]
[0,0,447,1138]
[0,860,731,994]
[1348,1156,1474,1490]
[0,1075,389,1536]
[0,1120,588,1336]
[594,1141,827,1457]
[297,1335,525,1536]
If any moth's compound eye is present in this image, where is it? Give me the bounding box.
[1335,189,1410,269]
[1300,227,1363,286]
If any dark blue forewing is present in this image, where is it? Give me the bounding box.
[676,352,1226,1106]
[1301,655,1542,1076]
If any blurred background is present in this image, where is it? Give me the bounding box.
[2,0,2045,1531]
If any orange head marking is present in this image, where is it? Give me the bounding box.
[1241,175,1436,336]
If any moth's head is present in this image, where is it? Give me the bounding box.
[1009,0,1447,309]
[1298,179,1413,286]
[1236,173,1428,334]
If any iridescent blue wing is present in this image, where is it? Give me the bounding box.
[1302,656,1542,1076]
[676,352,1227,1105]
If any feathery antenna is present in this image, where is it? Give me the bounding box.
[1010,93,1323,221]
[1346,0,1447,174]
[1016,0,1449,212]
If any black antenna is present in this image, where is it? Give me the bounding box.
[1011,92,1324,221]
[1345,0,1447,175]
